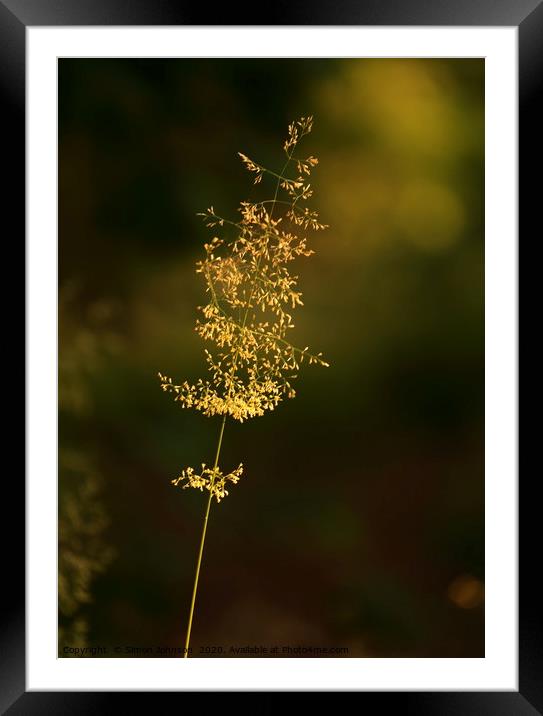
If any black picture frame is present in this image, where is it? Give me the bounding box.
[7,0,535,711]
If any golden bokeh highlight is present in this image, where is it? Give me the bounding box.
[448,574,485,609]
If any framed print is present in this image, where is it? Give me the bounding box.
[6,0,536,710]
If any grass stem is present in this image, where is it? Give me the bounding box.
[183,413,227,657]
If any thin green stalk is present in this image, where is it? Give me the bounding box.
[183,414,227,658]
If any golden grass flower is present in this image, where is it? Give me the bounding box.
[159,116,329,657]
[160,116,328,442]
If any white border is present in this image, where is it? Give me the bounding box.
[27,27,518,691]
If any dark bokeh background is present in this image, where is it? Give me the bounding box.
[58,58,484,658]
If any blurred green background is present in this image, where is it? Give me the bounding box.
[58,58,484,658]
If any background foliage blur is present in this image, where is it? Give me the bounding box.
[59,59,484,657]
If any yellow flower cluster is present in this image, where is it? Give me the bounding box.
[171,463,243,503]
[159,117,329,426]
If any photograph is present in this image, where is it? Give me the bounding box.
[57,57,485,660]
